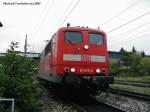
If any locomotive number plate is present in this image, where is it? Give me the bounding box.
[80,69,93,72]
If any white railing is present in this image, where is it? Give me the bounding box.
[0,98,14,112]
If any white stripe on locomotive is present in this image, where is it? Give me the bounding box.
[63,54,105,62]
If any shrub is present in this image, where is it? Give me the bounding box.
[109,60,120,75]
[140,57,150,75]
[0,41,42,112]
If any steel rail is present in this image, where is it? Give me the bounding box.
[41,79,126,112]
[109,88,150,101]
[70,96,126,112]
[114,80,150,88]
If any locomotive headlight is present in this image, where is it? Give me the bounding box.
[84,45,89,50]
[96,69,101,73]
[70,68,75,72]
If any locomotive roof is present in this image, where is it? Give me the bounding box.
[59,27,106,34]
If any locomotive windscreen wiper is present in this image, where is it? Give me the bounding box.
[96,40,101,46]
[66,39,74,45]
[96,39,103,46]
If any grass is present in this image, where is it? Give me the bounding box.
[115,75,150,84]
[110,84,150,95]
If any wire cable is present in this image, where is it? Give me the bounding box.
[33,0,55,37]
[39,0,55,26]
[109,28,150,47]
[55,0,74,28]
[112,21,150,37]
[32,0,51,35]
[107,11,150,34]
[59,0,81,27]
[101,0,142,27]
[111,32,150,47]
[109,21,150,43]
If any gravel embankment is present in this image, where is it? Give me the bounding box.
[39,85,150,112]
[40,87,78,112]
[95,92,150,112]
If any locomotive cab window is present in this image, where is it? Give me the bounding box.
[64,31,82,44]
[88,33,104,46]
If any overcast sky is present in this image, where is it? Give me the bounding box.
[0,0,150,54]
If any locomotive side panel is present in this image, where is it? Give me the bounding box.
[38,33,63,83]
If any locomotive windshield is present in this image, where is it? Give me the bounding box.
[89,33,104,46]
[64,32,82,44]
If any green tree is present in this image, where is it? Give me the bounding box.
[121,50,142,74]
[120,47,126,54]
[121,50,130,67]
[141,51,146,57]
[0,41,42,112]
[140,57,150,75]
[132,46,136,53]
[129,53,142,73]
[109,60,120,75]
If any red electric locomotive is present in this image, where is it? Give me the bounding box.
[38,25,114,93]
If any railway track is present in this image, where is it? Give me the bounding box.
[42,81,127,112]
[109,88,150,101]
[70,96,126,112]
[115,80,150,88]
[45,84,126,112]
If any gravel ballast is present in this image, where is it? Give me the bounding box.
[95,92,150,112]
[39,85,150,112]
[40,87,78,112]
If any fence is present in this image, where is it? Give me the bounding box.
[0,98,14,112]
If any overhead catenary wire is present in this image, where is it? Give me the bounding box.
[38,0,55,27]
[61,0,75,18]
[107,11,150,34]
[109,21,150,46]
[126,33,150,44]
[54,0,74,28]
[59,0,81,27]
[109,28,150,47]
[33,0,51,32]
[111,21,150,38]
[33,0,55,37]
[30,0,55,53]
[109,32,150,48]
[101,0,142,27]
